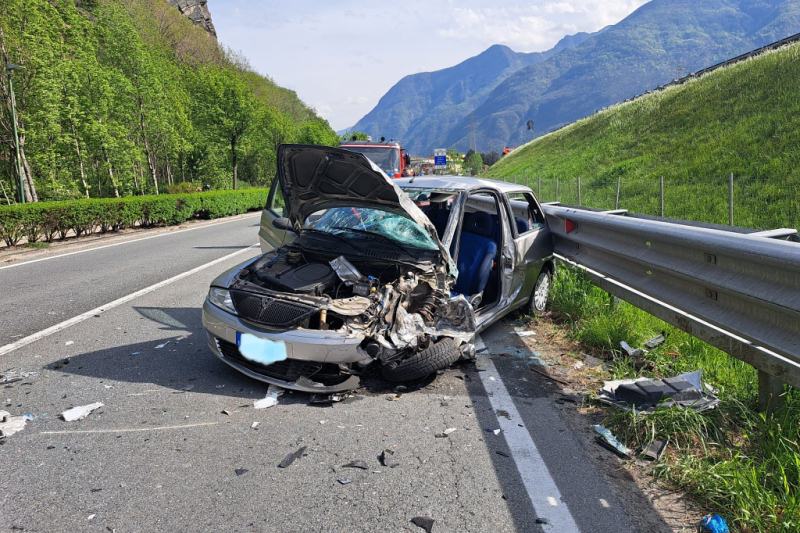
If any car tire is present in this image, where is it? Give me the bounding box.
[381,338,461,383]
[528,268,552,316]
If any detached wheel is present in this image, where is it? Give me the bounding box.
[381,338,461,383]
[528,268,552,315]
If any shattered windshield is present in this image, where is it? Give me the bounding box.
[304,207,438,251]
[341,146,400,176]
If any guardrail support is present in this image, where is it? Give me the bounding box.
[728,173,734,226]
[660,176,665,217]
[758,370,785,412]
[577,176,582,206]
[615,177,621,210]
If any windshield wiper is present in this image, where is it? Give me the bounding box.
[300,227,360,251]
[330,226,425,257]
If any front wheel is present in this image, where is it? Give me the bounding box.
[528,268,552,315]
[381,338,461,383]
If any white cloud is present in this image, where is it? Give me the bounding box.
[211,1,647,129]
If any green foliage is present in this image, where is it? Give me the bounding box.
[464,151,483,176]
[0,189,266,246]
[550,266,799,530]
[487,42,800,231]
[0,0,336,202]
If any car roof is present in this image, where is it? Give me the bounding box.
[395,175,532,194]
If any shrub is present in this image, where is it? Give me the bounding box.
[0,189,267,247]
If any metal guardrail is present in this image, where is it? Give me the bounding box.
[542,204,800,409]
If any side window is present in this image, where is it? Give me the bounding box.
[267,178,285,216]
[507,192,545,235]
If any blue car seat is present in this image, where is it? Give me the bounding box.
[454,212,498,296]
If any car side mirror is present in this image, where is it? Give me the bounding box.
[272,217,296,232]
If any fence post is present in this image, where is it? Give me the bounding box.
[758,370,785,412]
[728,173,734,226]
[577,176,582,206]
[615,177,621,210]
[660,176,665,217]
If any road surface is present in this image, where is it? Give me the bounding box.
[0,214,672,532]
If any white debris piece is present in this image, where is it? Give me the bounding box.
[493,429,502,435]
[253,385,284,409]
[61,402,104,422]
[0,410,29,438]
[251,421,260,429]
[515,330,537,337]
[65,341,74,346]
[443,427,457,435]
[154,342,169,350]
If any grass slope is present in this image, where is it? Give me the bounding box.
[487,41,800,231]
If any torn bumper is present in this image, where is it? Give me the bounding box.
[202,299,365,393]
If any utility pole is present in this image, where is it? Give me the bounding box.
[6,63,24,203]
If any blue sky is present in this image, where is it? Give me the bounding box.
[212,1,647,130]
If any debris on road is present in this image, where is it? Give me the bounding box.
[410,516,435,533]
[644,334,666,349]
[378,449,399,468]
[496,409,511,420]
[598,370,720,412]
[251,422,259,429]
[254,385,284,409]
[641,439,667,461]
[278,446,306,468]
[699,513,730,533]
[221,409,233,416]
[593,424,632,458]
[535,517,550,525]
[515,329,537,338]
[234,468,249,476]
[154,341,169,350]
[337,477,352,485]
[0,410,29,439]
[496,450,510,458]
[65,340,74,346]
[435,427,457,438]
[342,460,369,470]
[60,402,104,422]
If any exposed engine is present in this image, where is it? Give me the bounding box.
[229,245,474,362]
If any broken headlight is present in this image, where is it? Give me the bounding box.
[208,287,236,314]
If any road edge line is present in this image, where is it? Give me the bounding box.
[0,244,258,357]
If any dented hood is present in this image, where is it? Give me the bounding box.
[277,144,456,276]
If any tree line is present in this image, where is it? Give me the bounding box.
[0,0,338,203]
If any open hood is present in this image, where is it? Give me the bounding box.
[277,144,455,276]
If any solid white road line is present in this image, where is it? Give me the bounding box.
[475,335,581,532]
[0,244,259,357]
[0,212,261,271]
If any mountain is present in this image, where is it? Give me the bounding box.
[485,36,800,231]
[353,0,800,154]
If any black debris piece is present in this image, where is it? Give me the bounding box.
[410,516,435,533]
[235,468,249,476]
[496,409,511,420]
[496,450,510,458]
[309,394,334,405]
[535,517,550,525]
[644,334,666,349]
[599,370,719,412]
[641,439,668,461]
[90,488,103,493]
[378,449,399,468]
[343,460,369,470]
[278,446,307,468]
[619,341,644,358]
[337,477,352,485]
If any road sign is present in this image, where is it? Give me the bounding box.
[434,148,447,169]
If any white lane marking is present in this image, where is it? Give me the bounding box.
[476,336,581,532]
[0,244,258,357]
[39,422,218,435]
[0,212,261,271]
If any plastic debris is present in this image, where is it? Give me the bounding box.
[493,429,502,435]
[343,460,369,470]
[65,341,74,346]
[278,446,306,468]
[619,341,644,358]
[435,427,457,438]
[154,342,169,350]
[598,370,719,413]
[378,449,399,468]
[410,516,434,533]
[535,517,550,525]
[593,424,632,458]
[61,402,104,422]
[644,334,666,349]
[515,330,537,338]
[0,410,28,439]
[337,478,352,485]
[699,513,730,533]
[251,422,260,429]
[221,409,232,416]
[235,468,249,476]
[641,439,668,461]
[254,385,284,409]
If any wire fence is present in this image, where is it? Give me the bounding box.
[507,174,800,232]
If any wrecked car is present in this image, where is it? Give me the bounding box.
[202,144,554,392]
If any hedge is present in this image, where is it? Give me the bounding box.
[0,189,268,247]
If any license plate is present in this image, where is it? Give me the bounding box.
[236,332,288,365]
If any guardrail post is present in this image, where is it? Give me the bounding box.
[728,173,734,226]
[556,177,560,202]
[615,177,621,210]
[758,370,785,412]
[660,176,665,217]
[538,176,542,198]
[577,176,582,206]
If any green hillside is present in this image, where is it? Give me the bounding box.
[487,40,800,231]
[0,0,337,202]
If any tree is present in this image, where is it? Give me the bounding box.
[465,151,483,176]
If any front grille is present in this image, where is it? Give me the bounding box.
[216,338,346,385]
[230,290,315,329]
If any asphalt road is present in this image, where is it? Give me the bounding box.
[0,215,672,532]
